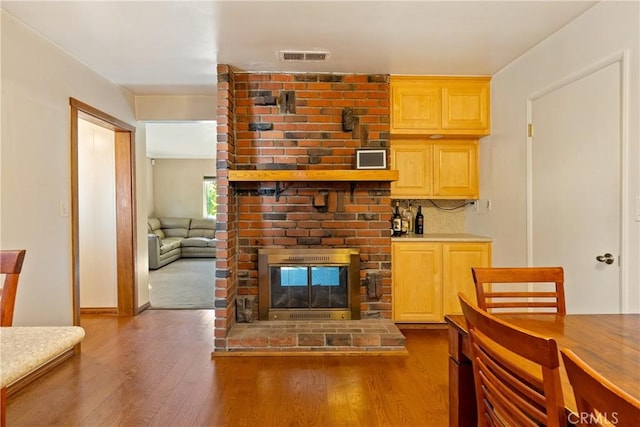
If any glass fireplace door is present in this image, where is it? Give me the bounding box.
[310,266,348,308]
[270,265,348,310]
[270,266,309,309]
[258,248,360,320]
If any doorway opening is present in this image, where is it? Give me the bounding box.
[70,98,138,324]
[144,121,217,310]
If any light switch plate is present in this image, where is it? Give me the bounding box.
[60,200,69,217]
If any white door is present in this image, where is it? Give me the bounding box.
[531,62,621,314]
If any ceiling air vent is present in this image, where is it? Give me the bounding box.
[279,50,330,62]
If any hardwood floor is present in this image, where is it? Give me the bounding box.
[7,311,450,426]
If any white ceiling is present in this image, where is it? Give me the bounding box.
[2,1,599,159]
[2,1,598,96]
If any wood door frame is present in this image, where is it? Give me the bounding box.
[70,98,138,324]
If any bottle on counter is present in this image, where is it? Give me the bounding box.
[407,203,414,234]
[392,201,402,236]
[415,205,424,234]
[401,207,409,235]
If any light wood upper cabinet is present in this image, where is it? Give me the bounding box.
[389,142,432,197]
[391,76,491,136]
[391,139,479,199]
[433,142,478,198]
[391,80,441,132]
[392,241,492,323]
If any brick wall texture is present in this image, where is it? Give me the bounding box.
[215,65,238,350]
[215,66,392,349]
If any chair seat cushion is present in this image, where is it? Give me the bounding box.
[181,237,216,248]
[160,238,182,254]
[0,326,85,387]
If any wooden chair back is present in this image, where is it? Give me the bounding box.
[458,292,566,427]
[1,249,26,326]
[472,267,566,315]
[561,348,640,427]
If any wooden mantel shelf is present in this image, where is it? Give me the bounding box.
[228,169,399,201]
[228,169,399,182]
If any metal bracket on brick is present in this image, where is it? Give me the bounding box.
[274,181,288,202]
[349,182,356,202]
[278,91,296,114]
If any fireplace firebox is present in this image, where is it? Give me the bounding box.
[258,248,360,320]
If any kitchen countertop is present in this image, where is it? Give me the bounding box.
[391,233,492,242]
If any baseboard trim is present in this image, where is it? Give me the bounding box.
[137,301,151,314]
[80,307,118,315]
[397,323,448,330]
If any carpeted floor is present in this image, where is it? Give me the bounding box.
[148,258,215,309]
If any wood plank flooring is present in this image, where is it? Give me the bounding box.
[6,310,450,426]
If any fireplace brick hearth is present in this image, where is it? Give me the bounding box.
[218,319,407,355]
[214,65,395,352]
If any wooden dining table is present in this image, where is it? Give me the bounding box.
[445,313,640,427]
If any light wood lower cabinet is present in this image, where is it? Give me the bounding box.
[392,241,492,323]
[392,242,443,322]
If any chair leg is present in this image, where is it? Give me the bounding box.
[1,386,6,427]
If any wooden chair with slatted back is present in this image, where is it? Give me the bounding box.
[1,249,26,326]
[471,267,566,315]
[561,348,640,427]
[458,292,566,427]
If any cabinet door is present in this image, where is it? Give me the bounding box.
[391,81,441,133]
[433,140,479,199]
[442,243,491,316]
[392,242,443,322]
[441,79,490,134]
[390,141,433,198]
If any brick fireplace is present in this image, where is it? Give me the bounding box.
[214,65,393,351]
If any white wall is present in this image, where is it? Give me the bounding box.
[137,95,218,219]
[78,119,117,308]
[135,95,216,121]
[0,12,149,325]
[151,159,216,218]
[466,1,640,311]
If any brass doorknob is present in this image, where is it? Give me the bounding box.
[596,253,614,265]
